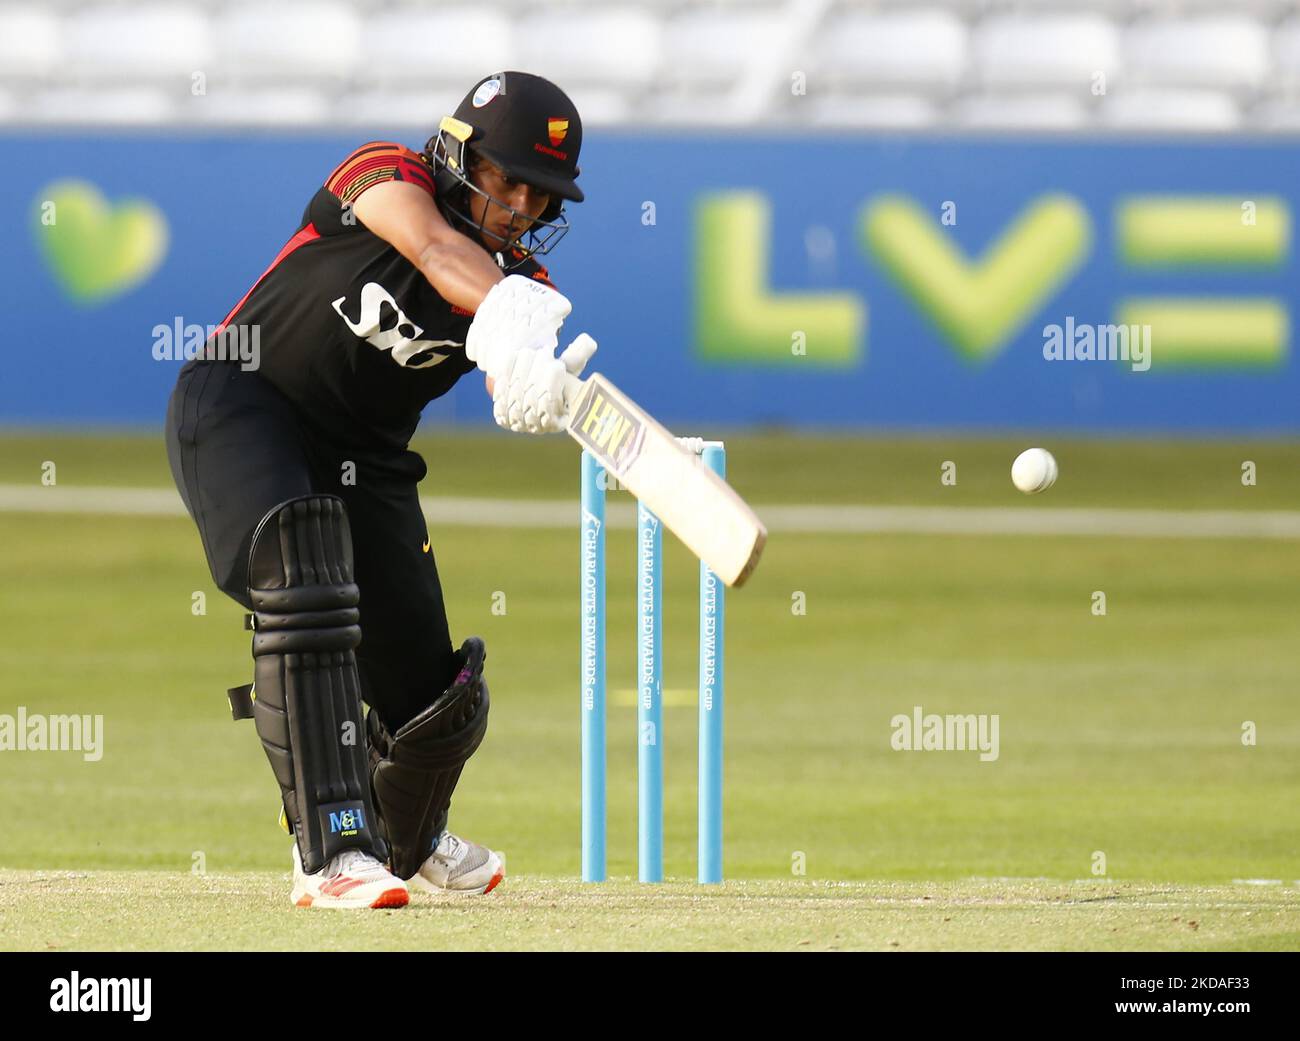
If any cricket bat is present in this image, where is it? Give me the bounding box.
[563,372,766,587]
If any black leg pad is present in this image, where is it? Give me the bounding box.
[368,637,490,880]
[248,494,386,875]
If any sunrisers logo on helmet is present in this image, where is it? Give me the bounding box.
[424,71,584,270]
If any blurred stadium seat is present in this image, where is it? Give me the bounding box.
[214,3,362,83]
[661,7,786,88]
[0,6,62,82]
[1099,87,1242,130]
[336,88,461,129]
[814,9,968,92]
[64,5,213,82]
[1124,16,1269,91]
[0,0,1297,131]
[191,87,334,127]
[1273,16,1300,88]
[808,93,941,129]
[953,92,1091,130]
[29,86,177,125]
[360,9,514,86]
[515,7,663,87]
[972,15,1120,89]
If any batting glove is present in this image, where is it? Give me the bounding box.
[492,347,570,435]
[559,332,598,377]
[466,275,572,385]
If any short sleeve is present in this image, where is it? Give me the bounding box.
[325,141,437,206]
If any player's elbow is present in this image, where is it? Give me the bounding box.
[415,226,471,281]
[415,237,451,281]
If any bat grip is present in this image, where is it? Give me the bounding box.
[561,372,586,423]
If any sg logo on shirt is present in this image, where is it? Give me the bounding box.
[332,282,461,369]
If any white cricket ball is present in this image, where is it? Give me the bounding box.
[1011,447,1058,494]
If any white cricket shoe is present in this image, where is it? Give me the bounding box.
[408,830,506,896]
[290,844,410,910]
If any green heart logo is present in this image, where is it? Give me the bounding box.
[33,180,169,305]
[862,193,1091,361]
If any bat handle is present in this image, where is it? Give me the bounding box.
[561,372,586,425]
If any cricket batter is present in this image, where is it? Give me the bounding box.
[165,72,594,908]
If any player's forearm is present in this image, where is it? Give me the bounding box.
[352,181,503,313]
[417,239,504,314]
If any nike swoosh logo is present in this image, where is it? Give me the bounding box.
[422,540,430,554]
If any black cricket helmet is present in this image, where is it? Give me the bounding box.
[425,71,583,268]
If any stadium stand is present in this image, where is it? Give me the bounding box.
[0,0,1296,130]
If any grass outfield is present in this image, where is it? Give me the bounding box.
[1,431,1298,950]
[4,426,1300,508]
[3,874,1297,952]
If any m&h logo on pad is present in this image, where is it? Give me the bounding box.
[329,806,365,837]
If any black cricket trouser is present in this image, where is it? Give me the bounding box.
[165,358,459,730]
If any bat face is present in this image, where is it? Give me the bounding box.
[567,376,647,475]
[564,373,767,588]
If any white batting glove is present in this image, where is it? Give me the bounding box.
[559,332,598,377]
[466,275,572,384]
[492,348,569,435]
